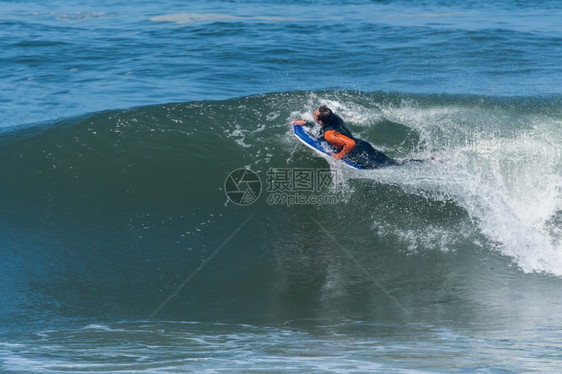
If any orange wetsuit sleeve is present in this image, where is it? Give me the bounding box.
[324,130,356,159]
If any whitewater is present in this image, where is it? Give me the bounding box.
[1,0,562,373]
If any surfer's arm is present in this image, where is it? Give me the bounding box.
[292,120,308,126]
[324,130,355,159]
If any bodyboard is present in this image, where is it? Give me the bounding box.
[292,123,364,170]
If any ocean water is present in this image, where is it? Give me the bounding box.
[1,0,562,373]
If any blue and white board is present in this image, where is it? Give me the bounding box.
[292,123,364,170]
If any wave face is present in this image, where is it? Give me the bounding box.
[1,91,561,330]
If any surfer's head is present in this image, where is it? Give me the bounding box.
[314,106,333,126]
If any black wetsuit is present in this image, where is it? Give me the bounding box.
[321,115,401,169]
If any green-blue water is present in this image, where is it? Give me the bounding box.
[1,1,562,373]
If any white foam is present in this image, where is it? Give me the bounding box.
[289,94,562,275]
[359,100,562,275]
[387,12,464,19]
[150,13,297,25]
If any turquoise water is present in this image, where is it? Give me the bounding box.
[1,1,562,373]
[3,0,561,127]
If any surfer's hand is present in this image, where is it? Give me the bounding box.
[332,153,344,160]
[292,120,307,126]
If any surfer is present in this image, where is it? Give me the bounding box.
[293,106,436,169]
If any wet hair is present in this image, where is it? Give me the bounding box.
[317,105,333,124]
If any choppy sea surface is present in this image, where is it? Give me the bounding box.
[1,0,561,372]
